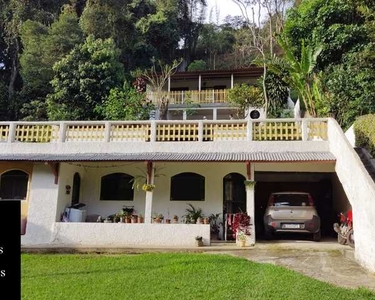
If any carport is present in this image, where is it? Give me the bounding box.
[253,162,351,241]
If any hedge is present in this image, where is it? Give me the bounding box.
[354,114,375,157]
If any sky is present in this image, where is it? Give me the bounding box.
[206,0,243,23]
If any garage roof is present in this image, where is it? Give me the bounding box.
[0,152,335,162]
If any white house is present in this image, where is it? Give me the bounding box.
[0,117,374,273]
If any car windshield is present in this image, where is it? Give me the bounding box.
[272,194,311,206]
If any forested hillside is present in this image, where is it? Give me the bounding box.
[0,0,374,126]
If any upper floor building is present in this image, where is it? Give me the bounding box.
[146,67,264,120]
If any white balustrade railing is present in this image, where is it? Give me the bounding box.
[146,89,228,104]
[0,119,329,144]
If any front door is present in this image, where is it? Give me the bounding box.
[223,173,246,240]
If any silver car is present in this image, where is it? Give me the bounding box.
[263,192,321,241]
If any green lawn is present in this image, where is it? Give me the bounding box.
[22,253,374,300]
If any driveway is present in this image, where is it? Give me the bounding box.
[213,240,375,290]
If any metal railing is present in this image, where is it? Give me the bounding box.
[0,119,328,143]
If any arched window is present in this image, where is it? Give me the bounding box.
[71,173,81,206]
[0,170,29,200]
[171,172,205,201]
[100,173,134,201]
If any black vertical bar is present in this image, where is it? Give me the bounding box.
[0,201,21,299]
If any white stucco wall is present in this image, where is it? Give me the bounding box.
[51,223,210,247]
[21,164,59,245]
[56,163,85,221]
[344,124,356,147]
[79,162,146,218]
[328,119,375,272]
[22,159,338,248]
[0,139,329,155]
[75,162,247,224]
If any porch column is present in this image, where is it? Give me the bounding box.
[183,110,187,120]
[245,162,256,245]
[198,75,202,91]
[144,161,155,224]
[167,76,171,92]
[231,74,234,89]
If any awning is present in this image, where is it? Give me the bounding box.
[0,152,336,162]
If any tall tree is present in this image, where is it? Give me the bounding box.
[0,0,68,119]
[282,0,375,127]
[20,5,83,101]
[80,0,135,66]
[136,0,180,64]
[177,0,207,68]
[47,36,124,120]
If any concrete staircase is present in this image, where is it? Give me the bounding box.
[354,147,375,183]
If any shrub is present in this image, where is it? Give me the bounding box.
[187,60,207,71]
[354,114,375,157]
[228,84,263,118]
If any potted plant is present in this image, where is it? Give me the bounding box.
[131,215,138,223]
[182,204,204,224]
[165,208,171,224]
[203,216,209,224]
[153,213,164,223]
[138,214,144,223]
[195,236,203,247]
[131,167,164,192]
[209,213,221,240]
[119,210,126,223]
[237,231,247,247]
[113,213,120,223]
[173,215,179,223]
[142,184,155,192]
[124,212,131,223]
[232,212,251,242]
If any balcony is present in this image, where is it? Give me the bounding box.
[146,89,229,105]
[0,119,328,144]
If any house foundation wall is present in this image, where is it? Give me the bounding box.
[51,223,210,247]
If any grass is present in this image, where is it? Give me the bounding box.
[22,253,374,300]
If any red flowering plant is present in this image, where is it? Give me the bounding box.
[232,213,251,238]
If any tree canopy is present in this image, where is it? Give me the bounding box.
[0,0,374,125]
